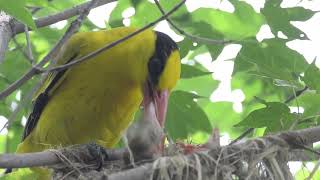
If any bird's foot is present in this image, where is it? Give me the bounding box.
[86,142,108,171]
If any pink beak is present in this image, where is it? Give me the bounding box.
[143,84,169,128]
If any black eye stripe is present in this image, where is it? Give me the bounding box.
[148,31,178,86]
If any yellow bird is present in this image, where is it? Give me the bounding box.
[10,27,180,177]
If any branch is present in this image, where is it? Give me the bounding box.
[0,145,128,169]
[0,12,12,63]
[24,25,34,64]
[1,126,320,179]
[0,0,99,100]
[11,0,117,35]
[284,86,308,104]
[42,0,186,73]
[0,0,186,100]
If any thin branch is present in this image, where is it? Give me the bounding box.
[229,128,254,145]
[24,25,34,64]
[0,0,186,100]
[38,0,186,73]
[284,86,308,104]
[11,0,117,35]
[0,0,99,100]
[153,0,230,45]
[0,12,12,63]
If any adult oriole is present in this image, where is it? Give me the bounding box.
[11,27,180,178]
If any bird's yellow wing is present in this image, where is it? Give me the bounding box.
[22,37,83,140]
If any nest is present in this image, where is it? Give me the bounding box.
[49,132,308,180]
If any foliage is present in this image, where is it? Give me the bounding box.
[0,0,319,179]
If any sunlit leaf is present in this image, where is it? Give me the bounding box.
[261,0,312,40]
[235,102,296,132]
[189,1,264,40]
[234,38,308,81]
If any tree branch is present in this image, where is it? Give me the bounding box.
[11,0,117,35]
[0,12,12,63]
[1,126,320,179]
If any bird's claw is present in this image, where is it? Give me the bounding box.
[86,142,108,171]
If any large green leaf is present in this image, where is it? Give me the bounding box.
[180,64,211,79]
[166,91,212,140]
[234,38,308,81]
[0,0,36,29]
[302,62,320,93]
[261,0,315,40]
[235,102,296,132]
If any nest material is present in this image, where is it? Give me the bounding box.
[49,134,303,180]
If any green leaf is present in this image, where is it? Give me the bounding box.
[189,1,264,40]
[302,62,320,93]
[166,91,212,140]
[175,74,219,97]
[7,121,24,153]
[0,101,11,117]
[199,100,242,138]
[234,38,308,81]
[0,0,36,29]
[180,64,211,79]
[109,0,131,27]
[235,102,296,132]
[291,92,320,120]
[2,168,40,180]
[261,0,310,40]
[26,0,49,7]
[0,51,31,81]
[295,167,320,180]
[286,7,317,21]
[130,0,188,27]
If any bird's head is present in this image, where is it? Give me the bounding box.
[142,31,180,128]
